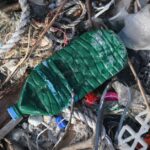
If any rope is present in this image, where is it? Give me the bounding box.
[72,107,96,130]
[0,0,30,54]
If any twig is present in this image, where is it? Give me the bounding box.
[1,0,68,87]
[4,138,14,150]
[128,59,150,110]
[86,0,93,27]
[52,91,75,150]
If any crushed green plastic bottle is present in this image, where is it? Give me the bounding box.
[8,29,127,120]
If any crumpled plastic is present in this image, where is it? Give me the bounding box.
[112,81,150,114]
[9,29,127,117]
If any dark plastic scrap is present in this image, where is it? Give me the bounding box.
[8,29,127,119]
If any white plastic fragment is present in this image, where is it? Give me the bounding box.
[118,109,150,150]
[119,5,150,50]
[112,81,149,114]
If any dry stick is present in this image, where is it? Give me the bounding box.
[2,0,68,87]
[128,60,150,110]
[4,138,14,150]
[86,0,93,27]
[52,92,75,150]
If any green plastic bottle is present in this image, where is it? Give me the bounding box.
[8,29,127,120]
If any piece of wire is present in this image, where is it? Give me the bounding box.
[94,0,115,18]
[36,120,58,150]
[94,83,111,150]
[36,128,48,150]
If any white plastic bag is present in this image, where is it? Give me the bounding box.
[119,5,150,50]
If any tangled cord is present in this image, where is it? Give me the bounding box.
[0,0,30,54]
[48,18,75,44]
[93,0,115,18]
[73,108,96,130]
[47,0,86,48]
[64,106,115,149]
[62,0,86,29]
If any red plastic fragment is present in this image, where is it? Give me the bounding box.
[85,92,99,106]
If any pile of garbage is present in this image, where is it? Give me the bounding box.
[0,0,150,149]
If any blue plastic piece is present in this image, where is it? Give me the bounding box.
[7,107,20,120]
[55,116,68,129]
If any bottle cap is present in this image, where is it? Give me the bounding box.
[7,106,22,120]
[55,116,68,129]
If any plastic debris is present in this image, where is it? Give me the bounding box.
[85,92,99,106]
[119,5,150,50]
[118,109,150,149]
[55,116,68,129]
[112,81,149,114]
[104,91,118,101]
[7,29,127,118]
[1,0,150,149]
